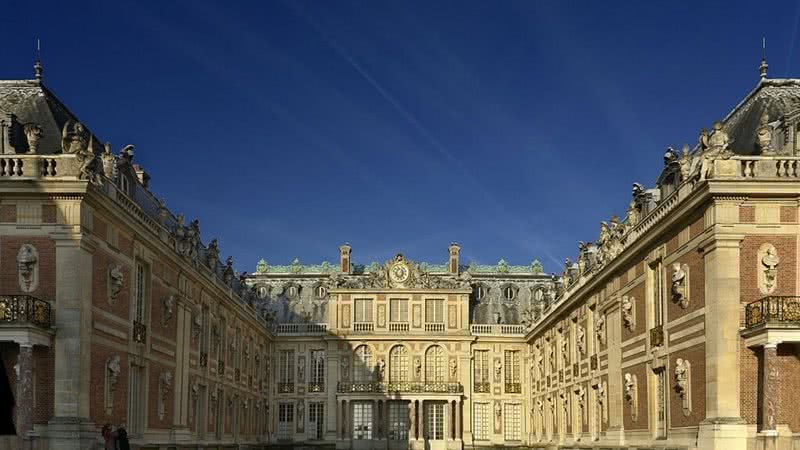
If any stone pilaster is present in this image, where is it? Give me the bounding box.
[603,298,624,446]
[408,400,416,440]
[48,237,96,450]
[698,234,746,450]
[171,299,192,440]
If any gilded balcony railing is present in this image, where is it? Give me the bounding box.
[474,382,491,393]
[504,383,522,394]
[278,383,295,393]
[337,381,463,394]
[132,320,147,343]
[308,382,324,393]
[0,295,52,328]
[745,296,800,328]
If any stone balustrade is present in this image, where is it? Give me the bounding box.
[275,323,328,335]
[470,324,526,335]
[0,154,74,179]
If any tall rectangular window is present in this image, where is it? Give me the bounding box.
[504,351,520,384]
[473,403,489,441]
[354,299,373,322]
[504,403,521,441]
[127,364,145,437]
[310,350,325,391]
[278,403,294,440]
[425,402,445,440]
[352,401,373,440]
[134,262,147,323]
[390,299,408,322]
[308,402,324,440]
[388,401,409,440]
[279,350,295,384]
[652,260,665,326]
[474,350,490,383]
[425,299,444,323]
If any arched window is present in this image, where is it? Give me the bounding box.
[390,346,409,382]
[503,285,516,301]
[474,285,486,301]
[315,285,327,299]
[425,345,444,382]
[353,345,373,382]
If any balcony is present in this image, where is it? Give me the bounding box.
[278,383,295,393]
[505,383,522,394]
[353,322,374,332]
[337,381,463,394]
[389,322,409,332]
[745,296,800,329]
[133,320,147,343]
[474,382,490,393]
[0,295,52,329]
[308,382,324,393]
[275,323,328,335]
[425,323,445,333]
[470,324,526,336]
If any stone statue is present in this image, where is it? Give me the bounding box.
[674,358,688,396]
[101,143,115,178]
[671,263,688,308]
[762,246,780,292]
[76,135,103,186]
[757,110,772,154]
[61,120,88,154]
[158,371,173,420]
[679,144,691,180]
[414,357,422,379]
[162,295,176,325]
[23,123,42,153]
[223,256,234,285]
[700,121,732,181]
[621,296,634,329]
[494,358,502,380]
[297,358,305,382]
[624,373,636,403]
[376,359,386,381]
[576,325,586,355]
[296,400,305,424]
[105,355,121,414]
[16,244,38,292]
[341,358,350,381]
[595,313,606,344]
[449,358,458,378]
[206,239,220,269]
[108,264,124,304]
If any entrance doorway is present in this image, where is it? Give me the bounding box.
[425,401,447,450]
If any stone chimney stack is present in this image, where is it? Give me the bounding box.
[448,243,461,275]
[339,244,352,274]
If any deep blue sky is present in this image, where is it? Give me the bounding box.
[4,1,799,273]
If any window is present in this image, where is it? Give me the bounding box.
[504,350,520,385]
[389,299,408,322]
[425,402,445,440]
[127,364,145,437]
[256,285,269,299]
[651,260,665,326]
[504,404,521,441]
[390,346,409,382]
[425,299,444,323]
[425,345,444,382]
[119,175,130,196]
[474,350,490,388]
[308,402,324,440]
[310,350,325,391]
[279,350,295,384]
[354,299,373,323]
[352,401,373,439]
[388,401,409,440]
[473,403,489,441]
[353,345,373,382]
[315,285,327,299]
[503,285,516,301]
[474,285,486,301]
[285,284,299,299]
[278,403,294,440]
[134,262,147,323]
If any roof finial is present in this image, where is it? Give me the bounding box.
[759,36,768,80]
[33,38,43,82]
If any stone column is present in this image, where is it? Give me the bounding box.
[446,400,452,440]
[603,299,624,445]
[760,342,779,450]
[408,401,416,440]
[373,399,379,439]
[455,399,462,439]
[698,234,746,450]
[49,237,96,450]
[17,345,34,439]
[418,400,424,440]
[342,400,349,440]
[172,299,192,440]
[327,353,340,439]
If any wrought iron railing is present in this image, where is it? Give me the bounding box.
[133,320,146,343]
[505,383,522,394]
[474,382,491,393]
[278,383,295,393]
[0,295,52,328]
[337,381,463,394]
[745,296,800,328]
[308,382,324,393]
[650,325,664,347]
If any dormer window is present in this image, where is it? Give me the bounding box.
[502,285,517,301]
[315,285,327,299]
[256,285,270,300]
[474,285,486,301]
[285,284,300,299]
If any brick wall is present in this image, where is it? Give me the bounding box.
[622,362,648,431]
[667,245,705,319]
[669,343,705,428]
[33,343,54,424]
[740,344,759,425]
[89,343,129,426]
[740,235,797,306]
[621,283,645,341]
[147,361,174,429]
[92,250,131,320]
[777,343,800,432]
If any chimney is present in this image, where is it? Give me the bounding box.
[134,165,151,189]
[339,244,352,274]
[448,243,461,274]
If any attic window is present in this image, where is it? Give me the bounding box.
[315,285,327,299]
[474,285,486,300]
[503,286,517,301]
[256,285,269,299]
[286,285,299,299]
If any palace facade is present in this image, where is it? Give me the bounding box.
[0,60,799,450]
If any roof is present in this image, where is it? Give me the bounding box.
[0,79,102,154]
